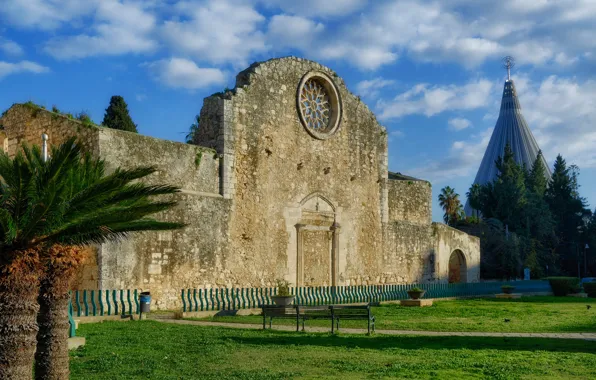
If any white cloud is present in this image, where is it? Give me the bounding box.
[267,15,324,51]
[43,0,157,60]
[388,130,404,142]
[261,0,366,18]
[0,38,23,56]
[404,74,596,183]
[144,58,226,90]
[0,0,97,30]
[448,118,472,131]
[262,0,596,70]
[515,75,596,168]
[0,60,50,79]
[135,93,147,102]
[409,128,494,183]
[377,79,494,120]
[355,78,395,99]
[162,0,267,65]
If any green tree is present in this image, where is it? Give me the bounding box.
[477,143,527,231]
[439,186,463,226]
[466,183,482,218]
[0,138,183,379]
[102,96,138,133]
[186,115,200,144]
[526,151,548,197]
[546,155,586,274]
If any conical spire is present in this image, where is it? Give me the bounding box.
[465,65,551,216]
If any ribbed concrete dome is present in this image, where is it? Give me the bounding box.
[465,79,551,216]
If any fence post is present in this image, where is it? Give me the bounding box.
[68,293,76,338]
[134,289,139,314]
[99,290,104,316]
[74,290,80,317]
[90,290,96,316]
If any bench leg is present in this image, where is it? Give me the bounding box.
[296,314,299,332]
[263,314,265,330]
[336,318,340,332]
[302,318,305,332]
[269,317,272,329]
[331,318,334,334]
[367,318,370,335]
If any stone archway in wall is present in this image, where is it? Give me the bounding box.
[295,193,339,287]
[448,250,467,283]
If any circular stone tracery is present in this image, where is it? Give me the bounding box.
[297,71,342,139]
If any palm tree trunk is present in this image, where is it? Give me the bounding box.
[35,245,83,380]
[0,249,42,380]
[35,275,71,380]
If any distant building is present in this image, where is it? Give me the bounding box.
[465,59,550,216]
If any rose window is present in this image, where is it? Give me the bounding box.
[300,79,331,131]
[297,71,342,140]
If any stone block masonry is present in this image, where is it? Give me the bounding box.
[0,57,480,309]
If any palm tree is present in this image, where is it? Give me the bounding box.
[467,183,482,218]
[185,115,200,144]
[0,138,184,379]
[438,186,462,226]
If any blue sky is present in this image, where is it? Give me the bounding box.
[1,0,595,222]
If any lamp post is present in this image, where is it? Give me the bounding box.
[42,133,48,162]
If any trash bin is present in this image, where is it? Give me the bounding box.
[140,292,151,313]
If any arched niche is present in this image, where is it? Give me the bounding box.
[448,249,468,283]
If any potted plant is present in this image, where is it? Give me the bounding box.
[501,285,515,294]
[407,287,426,300]
[271,279,295,306]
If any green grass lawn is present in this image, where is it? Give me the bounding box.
[192,296,596,333]
[70,320,596,379]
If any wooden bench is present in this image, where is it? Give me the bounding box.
[260,304,302,331]
[260,304,375,334]
[330,305,375,334]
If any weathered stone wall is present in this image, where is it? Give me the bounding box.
[0,105,100,156]
[432,223,481,283]
[70,246,99,290]
[387,179,432,225]
[196,57,389,289]
[0,130,7,153]
[0,104,228,308]
[0,57,482,309]
[383,223,434,283]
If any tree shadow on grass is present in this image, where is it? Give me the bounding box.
[228,332,596,354]
[478,296,595,304]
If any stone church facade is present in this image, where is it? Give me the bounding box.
[0,57,479,309]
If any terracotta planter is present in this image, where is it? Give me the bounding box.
[407,290,426,300]
[271,295,295,306]
[501,286,515,294]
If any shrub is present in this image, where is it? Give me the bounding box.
[408,287,424,292]
[501,285,515,294]
[276,279,291,296]
[546,277,580,296]
[583,282,596,298]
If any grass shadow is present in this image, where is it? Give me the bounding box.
[227,330,596,355]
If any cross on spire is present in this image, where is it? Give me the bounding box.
[503,56,515,81]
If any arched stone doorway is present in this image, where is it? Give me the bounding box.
[295,193,339,287]
[448,250,467,283]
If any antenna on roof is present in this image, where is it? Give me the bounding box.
[502,56,515,81]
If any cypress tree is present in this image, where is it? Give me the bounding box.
[101,96,138,133]
[546,154,586,274]
[492,143,527,231]
[527,151,548,197]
